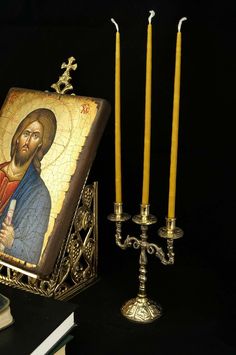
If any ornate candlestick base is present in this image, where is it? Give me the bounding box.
[121,296,162,323]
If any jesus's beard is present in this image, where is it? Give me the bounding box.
[14,145,38,167]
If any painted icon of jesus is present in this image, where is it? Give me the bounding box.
[0,108,57,264]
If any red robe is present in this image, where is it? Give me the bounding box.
[0,162,20,215]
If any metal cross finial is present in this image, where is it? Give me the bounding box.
[51,56,78,95]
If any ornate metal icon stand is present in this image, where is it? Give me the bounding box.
[0,58,99,300]
[108,203,183,323]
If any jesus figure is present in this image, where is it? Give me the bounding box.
[0,108,57,264]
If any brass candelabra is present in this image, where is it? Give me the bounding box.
[108,202,183,323]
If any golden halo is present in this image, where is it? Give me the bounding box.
[0,95,72,170]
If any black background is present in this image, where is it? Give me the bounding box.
[1,1,236,354]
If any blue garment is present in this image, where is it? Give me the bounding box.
[0,164,51,264]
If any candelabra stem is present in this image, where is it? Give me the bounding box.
[121,224,162,323]
[137,225,148,298]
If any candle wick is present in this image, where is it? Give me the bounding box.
[111,18,119,32]
[178,17,187,32]
[148,10,155,24]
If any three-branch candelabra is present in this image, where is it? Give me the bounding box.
[108,203,183,323]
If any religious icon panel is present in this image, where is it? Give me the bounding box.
[0,87,110,276]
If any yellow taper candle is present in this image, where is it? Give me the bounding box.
[111,18,122,203]
[168,17,187,218]
[142,10,155,206]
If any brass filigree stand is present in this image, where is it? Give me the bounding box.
[108,203,183,323]
[0,182,98,300]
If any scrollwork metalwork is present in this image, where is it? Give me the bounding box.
[0,183,98,300]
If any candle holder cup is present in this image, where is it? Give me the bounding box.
[108,204,183,323]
